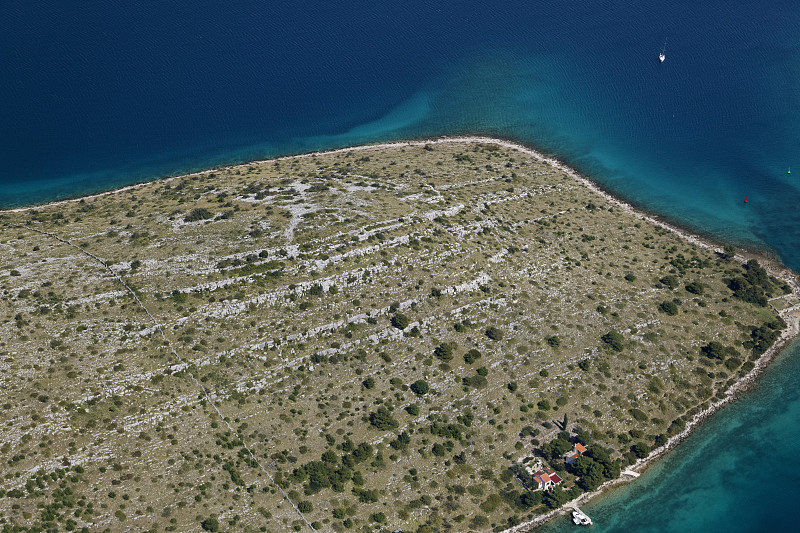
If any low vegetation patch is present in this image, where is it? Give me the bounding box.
[0,140,791,533]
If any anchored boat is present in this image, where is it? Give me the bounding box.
[572,509,593,526]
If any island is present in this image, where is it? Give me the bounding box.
[1,138,797,533]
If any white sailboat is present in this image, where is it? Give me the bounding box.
[659,39,667,63]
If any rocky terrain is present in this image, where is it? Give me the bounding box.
[0,140,793,533]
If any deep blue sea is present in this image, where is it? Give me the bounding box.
[2,1,800,530]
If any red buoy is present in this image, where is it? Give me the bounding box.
[744,198,748,203]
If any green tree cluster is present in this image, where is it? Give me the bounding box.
[568,445,620,490]
[434,342,456,361]
[728,259,787,306]
[369,407,398,430]
[541,437,571,460]
[700,341,738,361]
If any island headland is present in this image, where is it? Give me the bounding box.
[1,138,797,533]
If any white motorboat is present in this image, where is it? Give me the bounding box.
[572,509,593,526]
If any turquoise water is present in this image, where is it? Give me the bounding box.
[2,1,800,531]
[540,340,800,533]
[3,1,800,268]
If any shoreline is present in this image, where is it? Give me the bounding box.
[504,302,800,533]
[4,136,799,531]
[0,135,783,259]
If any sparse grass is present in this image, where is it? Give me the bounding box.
[0,140,789,532]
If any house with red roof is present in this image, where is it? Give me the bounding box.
[531,468,562,490]
[564,442,587,465]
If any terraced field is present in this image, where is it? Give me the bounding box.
[0,140,791,533]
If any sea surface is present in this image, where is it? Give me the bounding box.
[2,1,800,531]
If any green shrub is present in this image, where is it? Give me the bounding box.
[659,275,679,289]
[601,331,625,352]
[391,313,410,330]
[658,301,679,315]
[462,375,488,389]
[184,208,213,222]
[405,404,420,416]
[485,326,503,340]
[537,399,551,411]
[200,517,220,532]
[464,349,482,364]
[685,281,704,295]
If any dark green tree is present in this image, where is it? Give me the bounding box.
[297,501,313,513]
[601,331,625,352]
[700,341,726,360]
[722,244,736,260]
[537,399,551,411]
[185,208,213,223]
[369,407,398,430]
[544,486,569,509]
[546,335,561,348]
[389,431,411,451]
[485,326,504,340]
[410,380,429,396]
[631,442,650,458]
[658,300,679,315]
[200,517,220,532]
[464,349,482,364]
[659,275,679,289]
[391,313,410,330]
[542,437,571,460]
[685,281,704,295]
[434,342,455,361]
[351,442,373,462]
[573,456,604,490]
